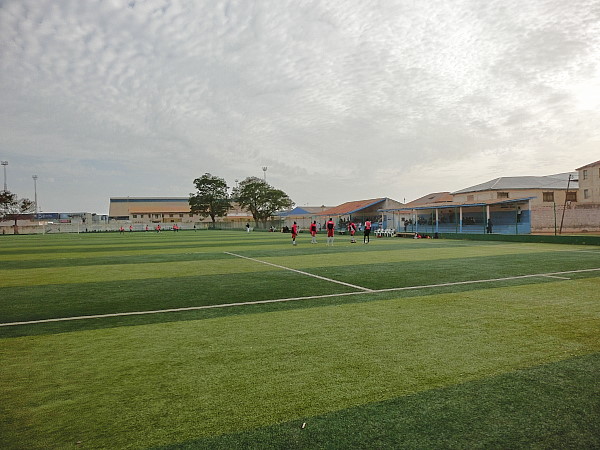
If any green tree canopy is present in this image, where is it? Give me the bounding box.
[189,173,232,226]
[233,177,294,228]
[0,190,35,234]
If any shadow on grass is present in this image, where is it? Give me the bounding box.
[156,352,600,449]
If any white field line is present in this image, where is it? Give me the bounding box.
[223,251,373,292]
[1,267,599,328]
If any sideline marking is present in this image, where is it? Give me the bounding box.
[224,251,373,292]
[1,267,598,328]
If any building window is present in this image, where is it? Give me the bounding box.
[179,214,183,218]
[583,169,588,180]
[169,214,174,217]
[584,189,590,199]
[189,214,193,217]
[497,192,509,199]
[542,192,554,202]
[132,214,137,218]
[566,191,577,202]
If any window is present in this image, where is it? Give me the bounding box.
[179,214,183,218]
[566,191,577,202]
[584,189,590,199]
[542,192,554,202]
[189,214,194,217]
[132,214,137,218]
[583,169,588,180]
[497,192,509,199]
[169,214,174,217]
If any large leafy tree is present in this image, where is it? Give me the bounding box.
[189,173,231,226]
[233,177,294,228]
[0,190,35,234]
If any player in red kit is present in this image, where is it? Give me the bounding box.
[348,221,357,243]
[291,221,298,245]
[310,220,318,244]
[364,220,371,243]
[326,217,335,246]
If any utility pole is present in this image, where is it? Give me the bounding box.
[558,174,573,235]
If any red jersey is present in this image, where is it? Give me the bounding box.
[326,220,335,237]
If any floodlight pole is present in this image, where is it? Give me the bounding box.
[262,166,267,181]
[31,175,38,219]
[1,161,7,191]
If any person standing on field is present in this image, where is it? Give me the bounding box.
[364,219,371,243]
[291,221,298,245]
[326,217,335,246]
[310,220,318,244]
[348,221,357,243]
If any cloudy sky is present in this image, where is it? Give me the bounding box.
[1,0,599,214]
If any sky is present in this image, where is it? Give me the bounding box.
[1,0,600,214]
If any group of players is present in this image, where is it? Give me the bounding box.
[290,218,372,245]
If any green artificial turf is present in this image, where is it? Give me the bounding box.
[0,231,598,448]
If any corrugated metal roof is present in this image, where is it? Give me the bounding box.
[452,173,578,194]
[318,198,385,216]
[380,197,535,211]
[405,192,453,206]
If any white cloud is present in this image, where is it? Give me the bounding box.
[1,0,599,212]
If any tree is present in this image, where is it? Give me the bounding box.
[189,173,232,227]
[233,177,294,228]
[0,190,35,234]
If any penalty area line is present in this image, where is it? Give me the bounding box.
[224,251,373,292]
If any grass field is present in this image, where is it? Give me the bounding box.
[1,230,599,449]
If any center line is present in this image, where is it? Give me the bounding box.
[224,251,373,292]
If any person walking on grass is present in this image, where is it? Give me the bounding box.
[326,217,335,246]
[364,219,371,243]
[310,220,318,244]
[291,221,298,245]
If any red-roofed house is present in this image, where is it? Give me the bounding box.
[317,197,404,230]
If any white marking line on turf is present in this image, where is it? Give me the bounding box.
[223,251,373,292]
[541,275,571,280]
[0,292,367,327]
[1,267,598,328]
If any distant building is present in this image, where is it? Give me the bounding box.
[576,160,600,204]
[318,198,405,230]
[108,197,253,227]
[279,205,332,230]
